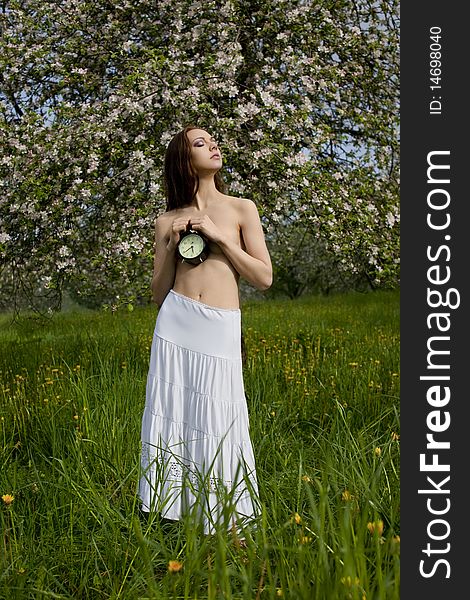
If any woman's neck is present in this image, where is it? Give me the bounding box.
[192,176,220,210]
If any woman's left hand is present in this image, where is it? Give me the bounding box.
[188,215,223,244]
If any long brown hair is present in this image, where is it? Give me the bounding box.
[163,125,225,211]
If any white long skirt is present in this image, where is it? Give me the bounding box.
[138,289,259,534]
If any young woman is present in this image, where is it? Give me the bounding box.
[138,125,272,535]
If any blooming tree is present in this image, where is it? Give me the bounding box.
[0,0,399,310]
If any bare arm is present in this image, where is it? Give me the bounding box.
[151,215,189,307]
[190,199,273,290]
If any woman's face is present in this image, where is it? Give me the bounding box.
[186,128,222,174]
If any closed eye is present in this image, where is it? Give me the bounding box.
[193,137,219,147]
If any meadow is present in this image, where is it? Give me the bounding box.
[0,290,400,599]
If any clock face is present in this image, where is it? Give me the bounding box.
[178,232,205,259]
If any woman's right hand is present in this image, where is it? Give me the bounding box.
[167,218,190,251]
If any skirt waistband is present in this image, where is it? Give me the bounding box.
[169,290,240,313]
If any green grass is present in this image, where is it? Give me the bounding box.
[0,290,400,599]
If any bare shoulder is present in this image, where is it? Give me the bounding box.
[156,208,177,222]
[154,210,174,238]
[222,194,260,219]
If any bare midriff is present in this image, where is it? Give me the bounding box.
[172,241,241,309]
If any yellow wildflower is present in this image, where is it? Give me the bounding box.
[341,576,360,587]
[367,520,384,536]
[374,447,382,457]
[2,494,14,505]
[168,560,183,573]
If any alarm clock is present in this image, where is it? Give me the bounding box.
[176,229,210,265]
